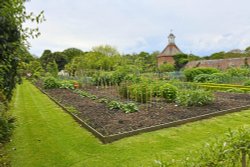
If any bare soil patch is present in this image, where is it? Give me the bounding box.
[42,86,250,136]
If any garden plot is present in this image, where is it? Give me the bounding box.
[43,86,250,137]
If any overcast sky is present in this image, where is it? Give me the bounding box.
[25,0,250,57]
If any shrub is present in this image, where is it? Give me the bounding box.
[159,83,177,102]
[184,67,220,81]
[0,91,14,142]
[226,67,250,77]
[244,80,250,86]
[43,77,60,89]
[194,74,212,83]
[209,72,231,83]
[176,89,215,106]
[194,73,231,84]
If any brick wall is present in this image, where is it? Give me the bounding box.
[157,56,175,66]
[185,57,250,70]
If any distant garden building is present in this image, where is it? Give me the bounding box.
[157,33,183,66]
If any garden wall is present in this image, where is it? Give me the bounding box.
[185,57,250,70]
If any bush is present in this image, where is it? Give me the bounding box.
[176,89,215,106]
[159,84,177,102]
[184,67,220,81]
[43,77,60,89]
[194,73,231,84]
[226,67,250,77]
[209,72,231,83]
[244,80,250,86]
[0,91,14,142]
[194,74,212,83]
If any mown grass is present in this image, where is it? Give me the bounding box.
[7,80,250,167]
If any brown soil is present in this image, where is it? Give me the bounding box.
[43,86,250,136]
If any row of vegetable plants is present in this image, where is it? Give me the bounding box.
[42,76,138,113]
[119,80,215,107]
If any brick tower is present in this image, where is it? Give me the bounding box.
[157,33,182,66]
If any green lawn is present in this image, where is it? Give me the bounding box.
[7,80,250,167]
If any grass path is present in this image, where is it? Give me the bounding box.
[7,80,250,167]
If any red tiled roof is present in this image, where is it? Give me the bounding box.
[157,44,182,58]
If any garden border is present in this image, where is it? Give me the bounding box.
[37,86,250,144]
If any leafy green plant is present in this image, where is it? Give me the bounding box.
[244,80,250,86]
[108,101,123,110]
[122,103,138,113]
[108,101,138,113]
[43,77,60,89]
[159,84,177,102]
[184,67,220,81]
[176,89,215,106]
[59,80,75,89]
[155,128,250,167]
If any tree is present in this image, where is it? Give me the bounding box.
[0,0,44,100]
[40,50,53,70]
[92,45,119,57]
[52,52,68,71]
[174,54,189,71]
[46,61,58,77]
[63,48,84,62]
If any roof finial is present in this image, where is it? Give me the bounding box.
[170,29,173,33]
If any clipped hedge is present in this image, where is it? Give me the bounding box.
[184,67,220,81]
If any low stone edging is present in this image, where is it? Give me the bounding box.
[37,86,250,144]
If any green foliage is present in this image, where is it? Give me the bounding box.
[194,73,231,84]
[43,77,60,89]
[120,82,177,103]
[159,84,177,102]
[108,101,138,113]
[0,112,14,142]
[129,83,151,103]
[193,74,212,83]
[63,48,84,62]
[0,0,44,99]
[59,80,76,90]
[244,80,250,86]
[92,45,119,57]
[184,67,220,81]
[174,54,189,70]
[226,67,250,77]
[179,128,250,167]
[176,89,215,106]
[0,92,14,142]
[158,63,175,72]
[225,88,245,93]
[73,90,138,113]
[46,60,58,77]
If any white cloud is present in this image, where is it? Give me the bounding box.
[25,0,250,56]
